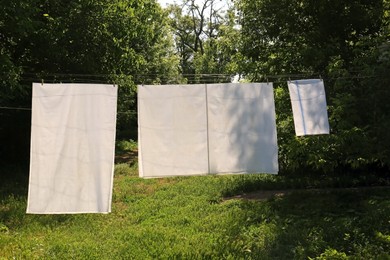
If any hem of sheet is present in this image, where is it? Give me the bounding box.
[205,83,211,174]
[26,211,111,215]
[135,167,279,178]
[26,85,36,212]
[141,171,278,179]
[137,85,144,177]
[107,85,118,212]
[296,131,329,136]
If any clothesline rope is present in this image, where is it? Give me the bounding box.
[0,106,137,113]
[16,76,378,85]
[18,70,379,82]
[0,74,381,111]
[0,106,32,111]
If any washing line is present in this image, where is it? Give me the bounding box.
[0,106,32,111]
[0,72,380,111]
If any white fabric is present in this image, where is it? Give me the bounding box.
[138,84,209,177]
[288,79,330,136]
[207,83,278,174]
[27,83,118,214]
[138,83,279,178]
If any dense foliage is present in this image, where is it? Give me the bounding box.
[166,0,240,83]
[1,0,390,174]
[0,0,179,163]
[237,0,390,173]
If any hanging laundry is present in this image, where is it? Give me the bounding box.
[27,83,118,214]
[288,79,330,136]
[207,83,278,174]
[138,84,209,177]
[138,83,279,178]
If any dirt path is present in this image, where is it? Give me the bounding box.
[115,150,389,201]
[115,150,138,164]
[223,186,390,201]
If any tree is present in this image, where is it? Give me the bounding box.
[0,0,180,164]
[167,0,239,83]
[237,0,390,173]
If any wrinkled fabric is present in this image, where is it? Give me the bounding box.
[288,79,330,136]
[138,83,278,178]
[27,83,117,214]
[138,84,209,177]
[207,83,278,174]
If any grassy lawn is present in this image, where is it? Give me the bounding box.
[0,141,389,259]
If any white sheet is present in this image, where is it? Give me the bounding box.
[138,84,209,177]
[207,83,278,174]
[138,83,279,177]
[27,83,117,214]
[288,79,330,136]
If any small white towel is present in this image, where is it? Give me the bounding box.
[27,83,118,214]
[288,79,330,136]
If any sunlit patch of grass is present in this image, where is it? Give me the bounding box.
[115,139,138,154]
[0,160,389,259]
[114,163,137,177]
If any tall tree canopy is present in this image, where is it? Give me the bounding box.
[1,0,389,175]
[166,0,240,83]
[237,0,390,173]
[0,0,180,163]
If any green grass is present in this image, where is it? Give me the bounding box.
[0,147,389,259]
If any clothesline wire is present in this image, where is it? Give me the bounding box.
[20,70,375,78]
[18,74,379,85]
[0,73,381,112]
[0,106,138,113]
[0,106,32,111]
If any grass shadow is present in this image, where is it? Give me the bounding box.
[229,187,390,259]
[0,163,29,199]
[115,139,138,166]
[221,171,390,198]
